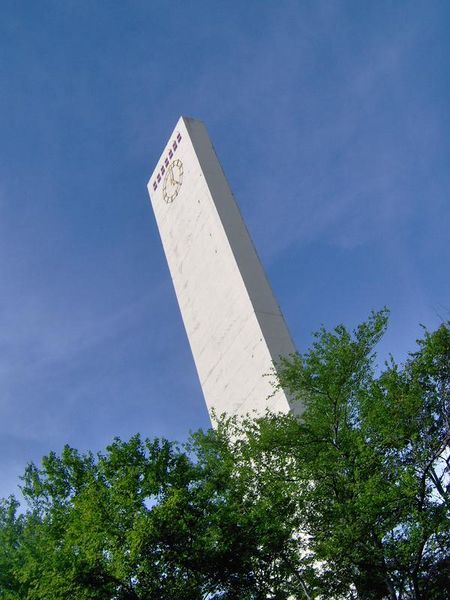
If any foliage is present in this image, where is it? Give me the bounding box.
[0,435,301,599]
[0,312,448,599]
[268,310,449,599]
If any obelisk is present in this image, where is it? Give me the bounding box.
[147,117,299,420]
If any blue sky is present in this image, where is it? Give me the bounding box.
[1,1,449,499]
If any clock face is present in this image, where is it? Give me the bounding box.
[162,159,184,203]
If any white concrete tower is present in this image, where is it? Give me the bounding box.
[147,117,299,420]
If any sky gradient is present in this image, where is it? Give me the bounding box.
[1,1,449,499]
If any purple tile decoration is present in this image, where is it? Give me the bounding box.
[153,133,183,194]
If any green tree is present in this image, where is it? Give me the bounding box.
[253,310,449,599]
[0,496,24,599]
[0,312,448,599]
[0,435,302,598]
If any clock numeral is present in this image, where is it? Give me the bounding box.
[163,159,184,204]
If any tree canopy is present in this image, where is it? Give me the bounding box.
[1,311,449,599]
